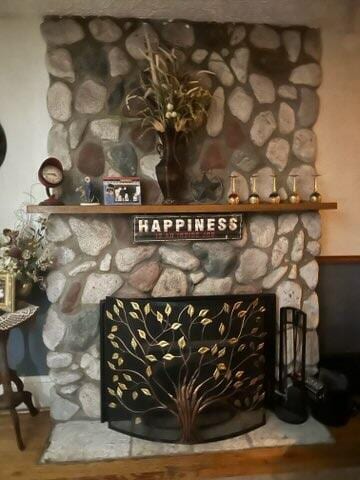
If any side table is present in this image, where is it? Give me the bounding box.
[0,303,39,450]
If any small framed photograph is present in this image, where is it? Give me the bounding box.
[0,272,15,313]
[103,176,141,205]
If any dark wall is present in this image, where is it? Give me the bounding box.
[317,261,360,357]
[8,287,49,376]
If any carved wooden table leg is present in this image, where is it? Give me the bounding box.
[0,330,39,450]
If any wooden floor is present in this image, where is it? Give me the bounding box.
[1,411,360,480]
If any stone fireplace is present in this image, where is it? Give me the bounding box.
[41,17,321,422]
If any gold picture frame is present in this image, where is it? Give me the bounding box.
[0,272,15,313]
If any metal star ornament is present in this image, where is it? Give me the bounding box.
[191,172,224,202]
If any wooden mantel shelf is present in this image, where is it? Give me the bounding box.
[26,201,337,215]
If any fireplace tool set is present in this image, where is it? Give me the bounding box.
[273,307,310,424]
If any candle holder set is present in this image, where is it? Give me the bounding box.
[228,174,322,205]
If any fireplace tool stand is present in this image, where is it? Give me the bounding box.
[273,306,308,424]
[0,304,39,450]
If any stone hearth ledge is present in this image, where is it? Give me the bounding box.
[41,412,333,463]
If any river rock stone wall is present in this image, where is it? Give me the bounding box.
[44,212,320,420]
[41,17,322,420]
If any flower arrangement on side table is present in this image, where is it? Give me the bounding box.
[0,217,54,298]
[126,37,212,203]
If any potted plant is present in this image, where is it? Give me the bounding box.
[0,217,54,298]
[126,39,212,203]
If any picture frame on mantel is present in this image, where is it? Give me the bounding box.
[103,177,141,206]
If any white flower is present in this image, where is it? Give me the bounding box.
[22,249,31,260]
[166,103,174,111]
[165,111,172,119]
[171,111,177,118]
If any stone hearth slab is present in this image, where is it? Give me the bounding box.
[131,437,193,457]
[41,421,131,463]
[41,412,333,464]
[247,412,333,448]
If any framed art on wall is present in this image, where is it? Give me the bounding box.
[0,272,15,313]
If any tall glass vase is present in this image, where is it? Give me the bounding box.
[155,129,185,204]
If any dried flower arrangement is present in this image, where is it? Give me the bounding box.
[0,216,54,295]
[126,36,212,203]
[126,41,211,134]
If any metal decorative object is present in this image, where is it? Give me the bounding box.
[248,175,260,204]
[273,307,308,424]
[0,303,39,450]
[228,175,240,205]
[310,174,322,203]
[133,214,243,243]
[191,172,224,203]
[101,294,276,443]
[289,174,300,204]
[269,175,281,204]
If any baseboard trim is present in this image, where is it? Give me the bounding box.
[0,375,53,411]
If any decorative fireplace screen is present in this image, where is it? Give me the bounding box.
[100,294,276,444]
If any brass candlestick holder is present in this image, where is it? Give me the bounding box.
[289,174,300,204]
[228,175,240,205]
[310,174,322,203]
[269,175,281,204]
[249,175,260,204]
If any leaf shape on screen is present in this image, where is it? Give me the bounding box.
[201,318,212,326]
[145,354,157,362]
[137,329,146,339]
[178,336,186,349]
[163,353,174,361]
[198,346,209,354]
[171,322,182,330]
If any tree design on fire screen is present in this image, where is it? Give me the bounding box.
[102,296,273,443]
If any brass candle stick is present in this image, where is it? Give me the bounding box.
[248,175,260,204]
[228,175,240,205]
[310,174,322,203]
[269,175,281,204]
[289,174,300,204]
